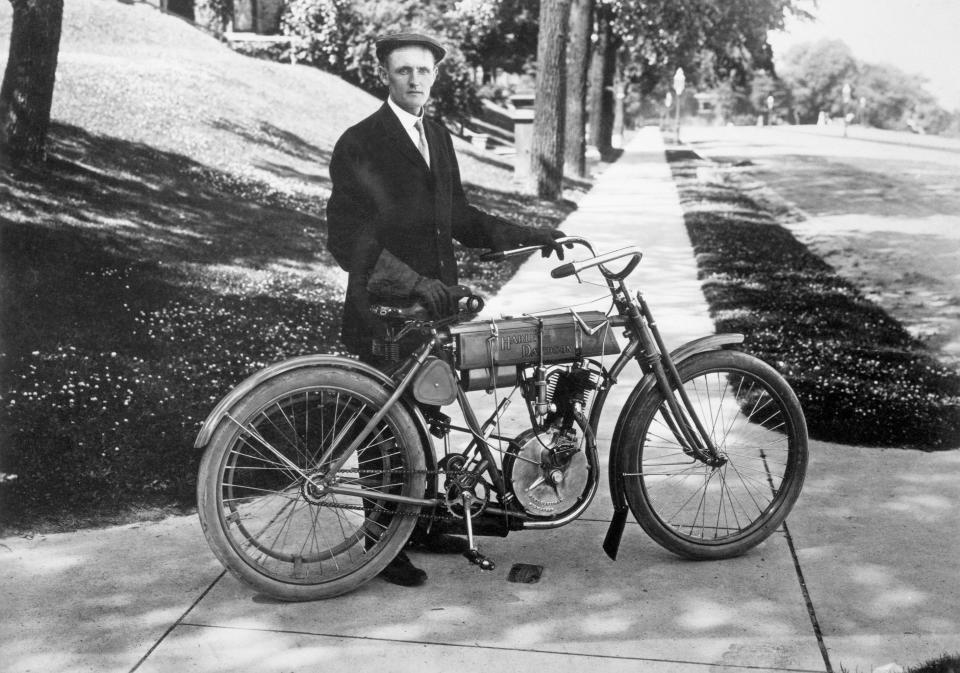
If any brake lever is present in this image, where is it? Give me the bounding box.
[480,237,592,263]
[479,244,549,262]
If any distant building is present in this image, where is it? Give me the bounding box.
[232,0,284,34]
[695,92,719,124]
[163,0,283,34]
[161,0,194,21]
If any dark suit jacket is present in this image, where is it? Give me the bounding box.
[327,103,531,353]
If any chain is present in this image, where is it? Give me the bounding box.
[335,467,468,477]
[315,467,484,522]
[311,499,459,522]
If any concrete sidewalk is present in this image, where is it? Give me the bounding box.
[3,128,958,673]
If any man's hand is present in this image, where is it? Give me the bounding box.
[525,228,571,260]
[412,277,455,317]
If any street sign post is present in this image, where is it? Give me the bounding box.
[673,67,685,143]
[842,82,852,137]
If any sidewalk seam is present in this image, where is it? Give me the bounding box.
[176,621,826,673]
[783,522,833,673]
[127,569,226,673]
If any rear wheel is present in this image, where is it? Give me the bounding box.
[620,350,807,559]
[197,368,425,600]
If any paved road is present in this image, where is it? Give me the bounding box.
[681,124,960,365]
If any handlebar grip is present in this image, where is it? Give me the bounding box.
[459,294,485,313]
[479,251,505,262]
[550,263,576,279]
[370,294,484,321]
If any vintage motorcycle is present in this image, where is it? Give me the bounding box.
[195,237,808,601]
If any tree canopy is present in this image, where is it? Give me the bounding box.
[610,0,814,95]
[779,38,859,123]
[455,0,540,78]
[779,38,946,131]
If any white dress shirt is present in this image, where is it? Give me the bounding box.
[387,96,429,167]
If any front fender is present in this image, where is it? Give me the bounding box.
[602,333,743,559]
[193,355,436,473]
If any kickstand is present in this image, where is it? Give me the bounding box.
[460,492,495,571]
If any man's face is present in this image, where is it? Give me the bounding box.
[379,45,437,116]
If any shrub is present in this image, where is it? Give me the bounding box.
[194,0,232,36]
[229,39,288,63]
[279,0,357,71]
[430,47,481,123]
[273,0,481,123]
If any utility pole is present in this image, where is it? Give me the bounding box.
[673,67,685,144]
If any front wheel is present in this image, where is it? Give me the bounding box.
[620,350,807,560]
[197,367,426,601]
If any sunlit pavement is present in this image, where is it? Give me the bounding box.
[2,127,958,673]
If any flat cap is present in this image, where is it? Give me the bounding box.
[375,33,446,64]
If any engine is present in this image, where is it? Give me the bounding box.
[504,363,603,519]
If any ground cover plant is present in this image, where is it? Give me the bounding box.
[906,653,960,673]
[0,1,575,533]
[665,147,960,449]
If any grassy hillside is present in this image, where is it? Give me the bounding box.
[0,0,574,531]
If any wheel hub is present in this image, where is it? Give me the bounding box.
[301,474,332,504]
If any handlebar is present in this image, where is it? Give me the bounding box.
[551,246,642,281]
[481,236,642,282]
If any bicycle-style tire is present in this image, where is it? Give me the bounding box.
[197,367,426,601]
[619,350,807,560]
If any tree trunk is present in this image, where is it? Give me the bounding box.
[585,13,607,151]
[529,0,570,199]
[563,0,592,179]
[597,38,617,156]
[0,0,64,168]
[611,51,625,149]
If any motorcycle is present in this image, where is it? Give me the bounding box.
[195,237,808,601]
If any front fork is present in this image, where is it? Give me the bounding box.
[615,284,725,467]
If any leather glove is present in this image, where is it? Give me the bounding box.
[412,277,455,318]
[524,228,570,260]
[346,275,386,338]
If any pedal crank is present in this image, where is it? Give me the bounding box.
[460,492,496,571]
[464,548,496,571]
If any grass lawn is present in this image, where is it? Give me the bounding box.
[0,0,576,532]
[665,145,960,449]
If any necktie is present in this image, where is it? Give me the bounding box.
[414,118,430,168]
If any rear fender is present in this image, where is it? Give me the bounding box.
[603,333,743,559]
[193,355,437,474]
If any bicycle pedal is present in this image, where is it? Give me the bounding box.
[463,549,496,571]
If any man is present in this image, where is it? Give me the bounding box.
[326,33,566,587]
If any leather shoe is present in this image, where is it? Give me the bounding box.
[409,532,471,554]
[379,551,427,587]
